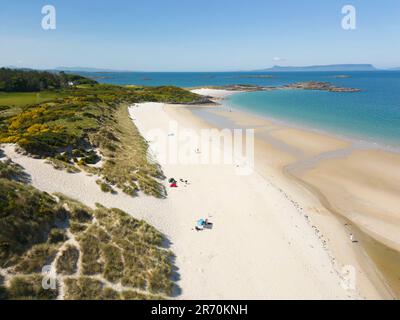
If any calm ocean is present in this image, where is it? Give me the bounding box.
[78,71,400,148]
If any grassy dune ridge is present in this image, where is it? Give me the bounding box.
[0,160,174,300]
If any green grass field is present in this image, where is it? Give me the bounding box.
[0,91,60,108]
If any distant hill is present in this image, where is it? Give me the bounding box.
[54,66,130,73]
[254,64,379,72]
[389,67,400,71]
[3,66,34,72]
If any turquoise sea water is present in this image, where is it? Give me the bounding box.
[77,71,400,148]
[225,72,400,149]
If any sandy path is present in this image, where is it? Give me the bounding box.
[1,101,362,299]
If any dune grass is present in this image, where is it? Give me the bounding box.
[0,179,65,268]
[14,244,59,274]
[102,244,124,283]
[6,275,58,300]
[63,277,163,300]
[0,158,29,182]
[56,245,80,275]
[0,275,7,299]
[0,160,175,300]
[78,229,105,276]
[93,102,166,198]
[64,277,112,300]
[48,229,68,244]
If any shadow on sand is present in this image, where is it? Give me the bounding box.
[162,237,182,297]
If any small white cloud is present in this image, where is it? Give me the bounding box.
[273,57,286,62]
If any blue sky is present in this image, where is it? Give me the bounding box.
[1,0,399,71]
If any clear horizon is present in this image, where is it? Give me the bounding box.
[1,0,400,71]
[1,64,398,73]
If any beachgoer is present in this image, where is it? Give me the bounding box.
[350,234,358,243]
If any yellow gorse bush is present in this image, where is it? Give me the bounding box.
[26,124,50,134]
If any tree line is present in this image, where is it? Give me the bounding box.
[0,68,97,92]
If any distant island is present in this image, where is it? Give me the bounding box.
[204,81,361,93]
[254,64,378,72]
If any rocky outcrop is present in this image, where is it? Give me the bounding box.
[210,81,361,93]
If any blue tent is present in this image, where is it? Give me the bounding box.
[197,219,206,227]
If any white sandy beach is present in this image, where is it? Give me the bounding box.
[185,88,400,299]
[1,97,368,299]
[190,88,240,98]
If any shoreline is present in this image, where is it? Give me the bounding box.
[134,102,365,299]
[192,88,400,154]
[186,88,400,299]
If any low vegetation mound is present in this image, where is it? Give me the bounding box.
[0,159,174,300]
